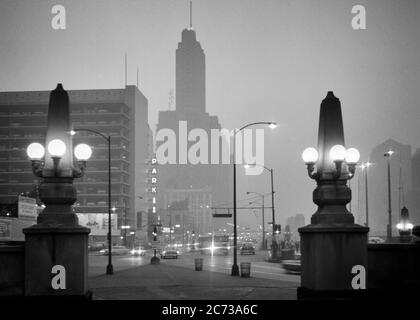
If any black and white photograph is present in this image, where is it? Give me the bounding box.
[0,0,419,311]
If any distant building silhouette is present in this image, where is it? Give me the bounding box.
[368,139,412,236]
[285,213,305,241]
[410,148,420,225]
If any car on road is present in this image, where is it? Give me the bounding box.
[187,244,198,252]
[130,246,146,256]
[240,243,256,255]
[212,246,229,255]
[99,246,130,256]
[368,236,385,244]
[282,260,301,274]
[160,248,179,259]
[88,242,106,252]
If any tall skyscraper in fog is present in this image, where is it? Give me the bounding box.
[176,28,205,114]
[156,22,231,235]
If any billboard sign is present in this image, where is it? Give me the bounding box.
[0,219,12,240]
[18,196,37,219]
[77,213,118,236]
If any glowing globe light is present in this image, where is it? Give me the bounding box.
[48,139,66,157]
[345,148,360,164]
[329,145,346,162]
[302,147,318,164]
[74,143,92,161]
[397,222,413,231]
[268,123,277,129]
[26,143,45,160]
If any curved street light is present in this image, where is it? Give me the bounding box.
[70,128,114,275]
[231,121,277,276]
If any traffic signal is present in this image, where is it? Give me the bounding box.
[152,226,158,241]
[274,224,281,234]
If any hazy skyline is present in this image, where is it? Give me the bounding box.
[1,0,419,227]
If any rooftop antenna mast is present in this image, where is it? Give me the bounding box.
[189,1,192,29]
[168,89,174,110]
[124,52,127,87]
[398,153,405,209]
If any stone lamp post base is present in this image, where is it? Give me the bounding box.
[23,223,90,297]
[298,223,368,299]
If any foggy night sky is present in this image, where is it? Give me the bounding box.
[1,0,419,227]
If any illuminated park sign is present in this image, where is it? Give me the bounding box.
[150,157,158,215]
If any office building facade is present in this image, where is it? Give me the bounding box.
[0,85,151,245]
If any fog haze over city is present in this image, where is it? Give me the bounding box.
[1,0,420,227]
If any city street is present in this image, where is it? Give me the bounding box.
[89,250,300,284]
[88,249,299,300]
[89,251,150,277]
[3,0,420,304]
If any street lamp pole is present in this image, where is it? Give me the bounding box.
[269,167,277,258]
[233,138,238,276]
[169,209,172,245]
[247,192,266,250]
[385,151,394,242]
[124,210,128,246]
[107,135,112,274]
[348,178,352,212]
[71,128,113,275]
[362,162,372,227]
[244,164,277,258]
[231,121,276,276]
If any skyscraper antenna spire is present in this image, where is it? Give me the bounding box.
[189,1,192,29]
[168,89,174,110]
[124,52,127,87]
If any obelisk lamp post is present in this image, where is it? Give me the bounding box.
[24,84,92,297]
[397,206,413,243]
[298,91,369,298]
